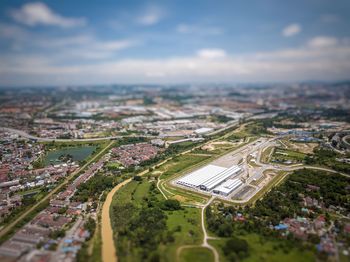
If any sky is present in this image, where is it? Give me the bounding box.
[0,0,350,86]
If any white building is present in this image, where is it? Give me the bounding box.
[213,179,242,196]
[176,165,226,188]
[195,127,213,135]
[199,165,241,191]
[176,164,242,192]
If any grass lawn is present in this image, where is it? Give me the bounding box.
[272,147,306,164]
[179,247,214,262]
[160,207,204,261]
[167,208,203,245]
[161,182,209,204]
[242,234,314,262]
[110,180,139,206]
[132,180,151,203]
[158,154,211,179]
[209,234,314,262]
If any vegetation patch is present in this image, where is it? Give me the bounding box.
[179,247,214,262]
[207,169,350,261]
[110,178,203,262]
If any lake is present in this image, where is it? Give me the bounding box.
[43,146,97,166]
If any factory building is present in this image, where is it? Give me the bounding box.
[213,178,242,196]
[199,165,241,191]
[176,164,242,192]
[176,165,226,188]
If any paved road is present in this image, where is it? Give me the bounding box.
[0,141,114,239]
[279,165,350,177]
[157,177,168,200]
[1,127,157,142]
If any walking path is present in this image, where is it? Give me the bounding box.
[201,197,219,262]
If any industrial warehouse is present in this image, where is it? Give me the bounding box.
[176,164,243,196]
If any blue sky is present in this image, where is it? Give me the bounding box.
[0,0,350,86]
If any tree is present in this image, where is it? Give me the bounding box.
[223,236,249,259]
[161,199,181,211]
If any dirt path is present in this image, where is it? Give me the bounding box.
[201,197,219,262]
[101,178,132,262]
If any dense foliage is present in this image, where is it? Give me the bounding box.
[223,236,249,261]
[73,174,118,202]
[111,180,181,261]
[305,148,350,173]
[206,169,350,261]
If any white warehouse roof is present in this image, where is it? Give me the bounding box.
[176,164,226,188]
[213,178,242,196]
[176,164,242,192]
[195,127,213,134]
[199,165,242,191]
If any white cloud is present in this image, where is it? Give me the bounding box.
[307,36,338,48]
[197,48,227,59]
[0,23,137,60]
[1,37,350,85]
[137,6,163,26]
[282,23,301,37]
[10,2,86,28]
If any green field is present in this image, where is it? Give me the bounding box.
[110,177,205,262]
[209,234,314,262]
[271,147,306,164]
[158,154,211,179]
[179,247,214,262]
